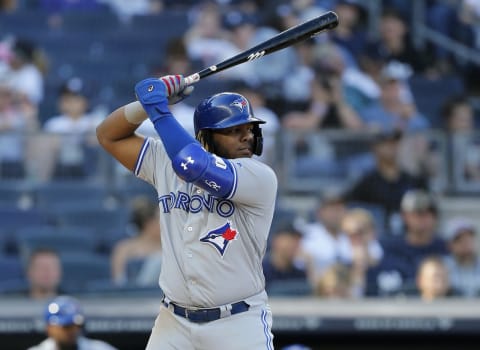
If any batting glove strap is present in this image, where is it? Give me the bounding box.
[134,78,171,123]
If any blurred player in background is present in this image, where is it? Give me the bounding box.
[27,295,118,350]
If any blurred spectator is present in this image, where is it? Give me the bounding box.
[3,38,45,106]
[440,94,480,184]
[134,251,162,287]
[441,95,477,183]
[458,0,480,50]
[236,13,297,90]
[26,248,62,300]
[341,208,383,297]
[262,224,309,293]
[314,262,354,299]
[184,2,237,74]
[0,0,18,12]
[42,77,102,179]
[345,129,428,235]
[443,217,480,297]
[138,37,196,137]
[102,0,163,21]
[282,65,363,131]
[425,0,465,74]
[0,79,38,179]
[330,0,368,63]
[27,295,118,350]
[298,191,351,284]
[442,95,474,133]
[365,8,432,74]
[221,10,261,83]
[396,132,444,194]
[359,61,430,132]
[110,196,161,285]
[415,255,457,301]
[366,189,448,296]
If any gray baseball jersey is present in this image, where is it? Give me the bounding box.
[135,137,277,307]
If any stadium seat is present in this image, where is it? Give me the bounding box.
[55,207,130,233]
[33,182,114,211]
[60,253,112,293]
[17,231,98,260]
[409,75,464,128]
[266,279,313,297]
[83,279,162,297]
[0,208,49,231]
[0,255,25,282]
[114,175,158,204]
[0,279,29,295]
[0,183,34,209]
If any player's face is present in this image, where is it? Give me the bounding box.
[47,324,82,347]
[211,123,255,159]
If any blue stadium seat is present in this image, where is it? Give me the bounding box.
[266,279,313,297]
[0,255,25,282]
[0,208,49,231]
[33,182,113,211]
[17,231,98,260]
[83,279,161,297]
[0,279,29,295]
[409,75,464,128]
[55,207,130,233]
[129,11,189,35]
[60,253,112,293]
[0,183,34,208]
[114,175,158,204]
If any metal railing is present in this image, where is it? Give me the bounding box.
[1,130,478,197]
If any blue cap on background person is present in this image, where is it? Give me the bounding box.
[44,295,85,326]
[59,77,87,98]
[282,345,312,350]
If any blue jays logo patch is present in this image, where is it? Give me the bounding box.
[230,98,248,112]
[200,222,238,257]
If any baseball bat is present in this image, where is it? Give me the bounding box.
[184,11,339,85]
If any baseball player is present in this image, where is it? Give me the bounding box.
[27,295,118,350]
[96,75,277,349]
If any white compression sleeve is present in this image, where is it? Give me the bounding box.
[124,101,148,125]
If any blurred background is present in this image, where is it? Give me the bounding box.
[1,0,480,349]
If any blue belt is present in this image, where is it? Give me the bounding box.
[162,297,250,323]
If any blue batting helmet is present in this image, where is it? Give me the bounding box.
[44,296,85,326]
[194,92,265,155]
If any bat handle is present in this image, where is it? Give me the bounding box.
[184,73,201,86]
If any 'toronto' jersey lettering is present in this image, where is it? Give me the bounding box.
[158,191,235,217]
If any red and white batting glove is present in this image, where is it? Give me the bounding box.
[160,74,194,105]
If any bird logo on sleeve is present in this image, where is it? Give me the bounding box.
[200,222,238,257]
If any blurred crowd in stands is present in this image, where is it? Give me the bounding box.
[1,0,480,301]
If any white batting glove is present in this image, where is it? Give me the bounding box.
[160,74,194,105]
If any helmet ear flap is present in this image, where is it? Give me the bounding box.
[253,124,263,156]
